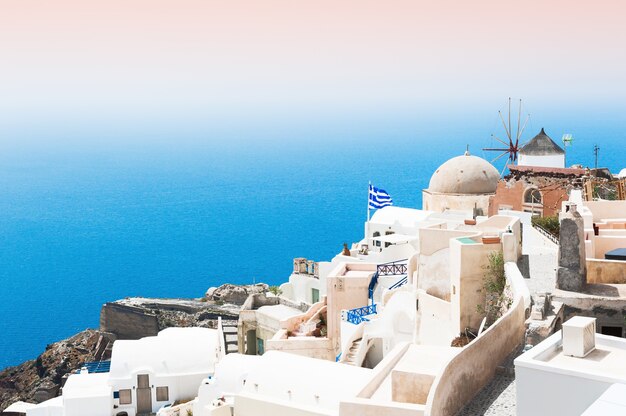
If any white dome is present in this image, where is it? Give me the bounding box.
[428,154,500,194]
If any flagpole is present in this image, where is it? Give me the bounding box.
[367,181,371,246]
[367,181,371,222]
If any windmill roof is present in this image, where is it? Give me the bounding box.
[519,128,564,155]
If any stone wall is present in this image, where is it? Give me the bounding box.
[556,205,586,292]
[99,302,159,340]
[552,293,626,337]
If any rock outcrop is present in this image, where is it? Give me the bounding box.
[101,296,242,340]
[205,283,269,305]
[0,330,104,411]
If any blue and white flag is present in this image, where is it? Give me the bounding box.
[369,184,393,209]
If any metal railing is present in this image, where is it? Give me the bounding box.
[376,260,408,276]
[389,275,408,290]
[532,223,559,245]
[345,304,377,325]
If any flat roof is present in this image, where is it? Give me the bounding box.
[516,332,626,384]
[3,401,37,412]
[373,233,418,244]
[239,351,371,412]
[63,373,111,399]
[394,344,459,376]
[508,165,585,175]
[257,304,303,321]
[370,206,433,227]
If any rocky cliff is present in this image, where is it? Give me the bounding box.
[0,283,268,412]
[0,329,103,411]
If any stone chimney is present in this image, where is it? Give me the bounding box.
[556,203,587,292]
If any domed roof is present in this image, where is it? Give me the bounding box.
[428,152,500,194]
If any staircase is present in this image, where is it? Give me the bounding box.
[222,320,239,354]
[342,338,363,366]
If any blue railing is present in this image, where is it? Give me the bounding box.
[346,304,377,325]
[369,260,409,303]
[368,272,379,304]
[79,360,111,374]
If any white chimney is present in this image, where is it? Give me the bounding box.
[562,316,596,358]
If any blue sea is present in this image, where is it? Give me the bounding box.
[1,113,624,369]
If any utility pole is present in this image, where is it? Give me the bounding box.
[594,145,600,170]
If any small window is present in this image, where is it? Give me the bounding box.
[119,389,132,405]
[385,231,395,235]
[156,386,169,402]
[524,188,542,204]
[113,391,120,399]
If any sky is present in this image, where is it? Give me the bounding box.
[1,0,626,140]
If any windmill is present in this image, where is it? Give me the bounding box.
[483,98,530,176]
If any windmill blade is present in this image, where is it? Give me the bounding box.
[483,148,510,152]
[491,151,509,164]
[508,98,512,147]
[499,111,512,141]
[491,134,509,146]
[500,156,512,177]
[515,99,522,148]
[517,114,530,143]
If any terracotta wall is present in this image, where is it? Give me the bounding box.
[489,179,569,217]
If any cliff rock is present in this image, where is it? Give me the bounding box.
[205,283,268,304]
[0,330,102,411]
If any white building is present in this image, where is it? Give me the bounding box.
[24,327,224,416]
[518,128,565,168]
[516,317,626,416]
[192,207,531,416]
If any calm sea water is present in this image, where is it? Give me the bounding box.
[0,117,623,369]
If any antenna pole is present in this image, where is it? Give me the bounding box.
[594,145,600,170]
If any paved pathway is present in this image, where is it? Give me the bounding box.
[456,345,523,416]
[456,373,516,416]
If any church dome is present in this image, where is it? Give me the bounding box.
[428,152,500,194]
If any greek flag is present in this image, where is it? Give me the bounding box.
[369,184,393,209]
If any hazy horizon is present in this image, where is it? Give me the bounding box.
[2,0,626,142]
